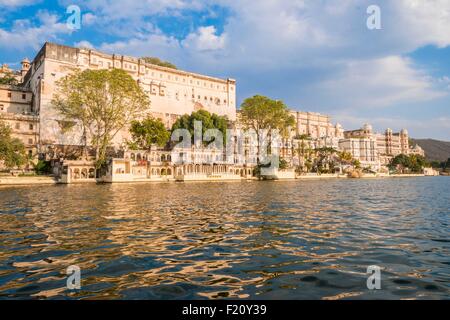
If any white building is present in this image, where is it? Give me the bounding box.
[22,42,236,152]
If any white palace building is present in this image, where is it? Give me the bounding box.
[0,42,425,182]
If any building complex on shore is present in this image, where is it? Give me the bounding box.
[0,42,429,183]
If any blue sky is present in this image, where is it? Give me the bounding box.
[1,0,449,140]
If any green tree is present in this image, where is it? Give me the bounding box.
[339,151,353,163]
[389,154,429,173]
[294,133,311,140]
[279,158,289,170]
[240,95,295,162]
[171,110,228,146]
[0,121,28,169]
[141,57,177,69]
[0,72,18,85]
[33,160,52,175]
[445,158,450,170]
[315,147,339,174]
[352,159,361,169]
[52,69,150,167]
[431,160,443,169]
[128,117,170,150]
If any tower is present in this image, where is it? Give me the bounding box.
[20,58,31,80]
[385,128,393,155]
[400,129,409,154]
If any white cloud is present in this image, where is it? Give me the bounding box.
[73,0,208,21]
[0,11,72,51]
[74,40,94,49]
[99,33,181,63]
[390,0,450,49]
[82,13,96,27]
[315,56,447,109]
[56,0,450,69]
[183,26,226,51]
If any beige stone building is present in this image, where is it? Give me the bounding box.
[0,84,39,158]
[374,128,409,165]
[22,42,236,151]
[343,124,423,168]
[0,59,31,84]
[409,144,425,157]
[290,111,344,140]
[2,41,424,175]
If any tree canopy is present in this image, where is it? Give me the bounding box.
[240,95,295,163]
[128,117,170,150]
[52,68,150,167]
[338,151,354,163]
[389,154,429,173]
[141,57,177,69]
[431,158,450,170]
[240,95,295,139]
[171,110,229,146]
[0,121,28,169]
[0,72,18,85]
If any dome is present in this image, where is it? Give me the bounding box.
[400,129,408,135]
[386,128,393,134]
[21,58,30,63]
[363,123,373,132]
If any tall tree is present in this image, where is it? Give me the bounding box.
[128,117,170,150]
[0,72,18,85]
[339,151,354,163]
[389,154,429,173]
[0,121,28,169]
[52,68,150,167]
[141,57,177,69]
[171,110,228,146]
[239,95,295,162]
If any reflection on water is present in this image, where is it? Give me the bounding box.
[0,177,449,300]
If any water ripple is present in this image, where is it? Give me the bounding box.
[0,177,449,299]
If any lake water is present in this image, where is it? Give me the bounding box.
[0,177,449,300]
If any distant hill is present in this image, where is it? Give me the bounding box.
[411,139,450,162]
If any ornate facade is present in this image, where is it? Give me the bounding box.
[343,124,423,167]
[0,84,39,158]
[1,42,425,176]
[290,111,344,140]
[21,42,236,150]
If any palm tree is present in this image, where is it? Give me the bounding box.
[293,134,313,173]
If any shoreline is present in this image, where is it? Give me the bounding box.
[0,176,58,186]
[0,173,443,186]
